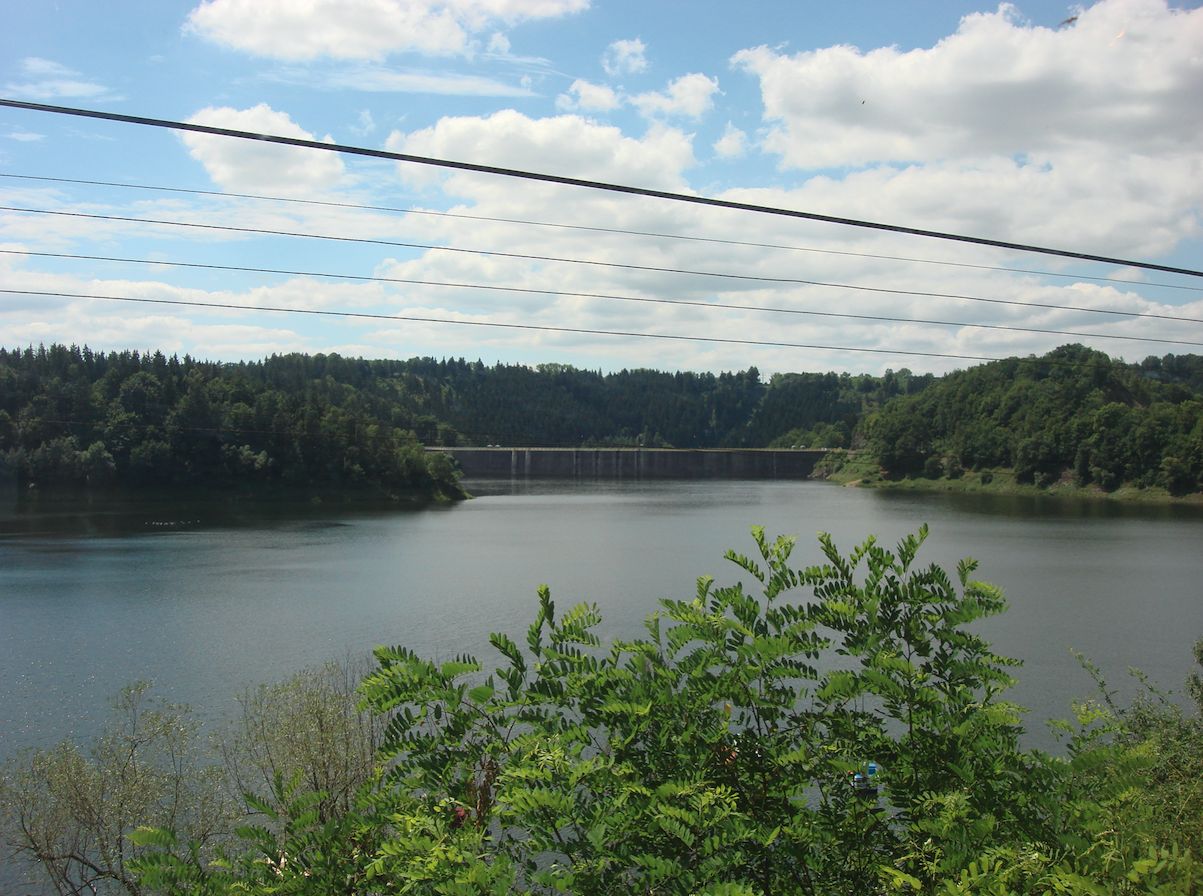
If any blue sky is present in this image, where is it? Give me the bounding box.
[1,0,1201,375]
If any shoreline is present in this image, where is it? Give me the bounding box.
[813,451,1203,506]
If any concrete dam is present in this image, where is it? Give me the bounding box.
[426,447,827,479]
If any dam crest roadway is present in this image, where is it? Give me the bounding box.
[426,447,829,479]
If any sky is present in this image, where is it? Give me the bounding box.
[1,0,1201,377]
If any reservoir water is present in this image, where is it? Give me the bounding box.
[3,478,1203,764]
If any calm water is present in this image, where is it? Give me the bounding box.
[3,479,1203,762]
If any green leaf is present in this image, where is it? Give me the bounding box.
[468,684,495,704]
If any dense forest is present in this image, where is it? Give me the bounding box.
[0,344,923,496]
[0,344,464,500]
[863,344,1203,494]
[228,353,924,449]
[3,342,1202,499]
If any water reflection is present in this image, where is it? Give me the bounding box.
[2,480,1200,762]
[0,493,423,538]
[923,489,1203,521]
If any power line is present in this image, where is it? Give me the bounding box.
[2,98,1200,280]
[7,248,1202,349]
[10,286,1201,373]
[0,286,1023,365]
[3,172,1198,295]
[6,206,1201,329]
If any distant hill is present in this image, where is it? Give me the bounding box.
[5,342,1197,499]
[0,345,918,497]
[862,344,1203,494]
[0,345,463,499]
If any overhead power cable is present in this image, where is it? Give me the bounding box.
[3,287,1192,368]
[3,172,1198,295]
[0,286,1029,365]
[6,248,1202,349]
[2,98,1200,280]
[5,206,1200,329]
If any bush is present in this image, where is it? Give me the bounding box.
[14,528,1202,895]
[0,684,226,896]
[132,527,1046,895]
[0,662,384,896]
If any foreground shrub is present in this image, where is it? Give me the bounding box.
[8,527,1200,894]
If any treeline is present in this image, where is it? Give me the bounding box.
[0,345,928,496]
[231,353,923,449]
[864,344,1203,494]
[229,348,919,447]
[0,344,462,499]
[6,342,1202,498]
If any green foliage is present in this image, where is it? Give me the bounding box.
[1,345,943,473]
[864,345,1203,494]
[216,657,391,826]
[0,662,387,896]
[0,345,466,499]
[7,343,1202,496]
[767,420,851,450]
[129,526,1101,896]
[17,526,1203,894]
[131,771,383,896]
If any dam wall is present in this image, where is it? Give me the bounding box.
[427,447,826,479]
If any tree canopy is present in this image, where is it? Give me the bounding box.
[0,344,463,499]
[5,342,1202,499]
[864,345,1203,494]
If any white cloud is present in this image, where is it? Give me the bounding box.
[185,0,588,60]
[734,0,1202,168]
[264,63,535,95]
[332,67,534,94]
[343,98,1203,373]
[3,176,1200,374]
[5,131,44,142]
[4,57,110,100]
[730,0,1203,257]
[488,32,511,53]
[182,104,346,196]
[631,73,719,118]
[386,109,695,191]
[601,38,648,75]
[5,0,1200,375]
[713,122,747,158]
[555,79,622,112]
[350,109,376,136]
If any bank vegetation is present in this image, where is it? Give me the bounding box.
[3,527,1202,894]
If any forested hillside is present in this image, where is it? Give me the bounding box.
[863,344,1203,494]
[353,359,921,449]
[5,342,1201,499]
[0,346,921,497]
[0,344,463,499]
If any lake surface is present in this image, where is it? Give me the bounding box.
[3,479,1203,763]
